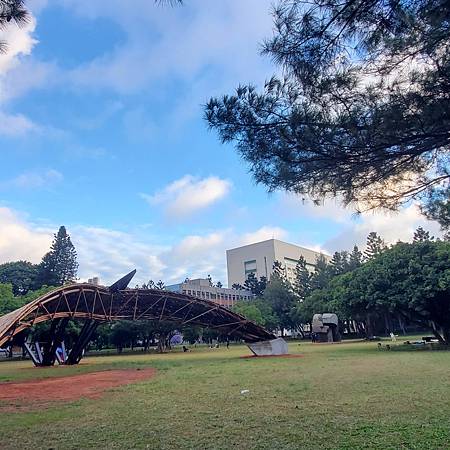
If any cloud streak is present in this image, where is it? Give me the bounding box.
[141,175,232,218]
[1,169,63,189]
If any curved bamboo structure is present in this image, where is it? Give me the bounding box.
[0,280,275,350]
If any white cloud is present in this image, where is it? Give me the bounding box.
[0,11,43,135]
[0,207,292,287]
[0,16,38,75]
[1,169,63,189]
[240,226,288,246]
[323,204,443,252]
[142,175,232,218]
[71,226,167,285]
[63,0,273,94]
[0,207,52,263]
[160,231,230,284]
[0,110,39,136]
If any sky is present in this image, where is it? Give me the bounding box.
[0,0,442,286]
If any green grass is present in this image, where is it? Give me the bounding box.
[1,338,450,449]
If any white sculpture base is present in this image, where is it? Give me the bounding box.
[247,338,289,356]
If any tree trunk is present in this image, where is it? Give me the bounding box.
[397,315,406,335]
[384,313,391,335]
[365,314,374,338]
[430,322,445,344]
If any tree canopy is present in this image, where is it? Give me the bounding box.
[205,0,450,231]
[38,226,78,287]
[306,240,450,342]
[0,261,39,295]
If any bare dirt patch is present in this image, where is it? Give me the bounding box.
[0,368,157,411]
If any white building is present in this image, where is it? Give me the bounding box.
[166,278,253,309]
[227,239,329,286]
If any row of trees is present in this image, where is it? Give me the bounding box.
[0,226,78,297]
[233,228,450,342]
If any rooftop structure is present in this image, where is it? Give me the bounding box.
[227,238,330,286]
[166,278,253,309]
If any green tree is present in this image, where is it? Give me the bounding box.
[205,0,450,224]
[329,251,349,276]
[263,273,296,335]
[413,227,434,243]
[0,261,39,295]
[310,254,331,290]
[293,255,311,301]
[421,186,450,237]
[272,260,285,278]
[110,321,136,353]
[0,283,21,315]
[182,325,202,344]
[310,241,450,342]
[233,302,265,326]
[244,273,267,296]
[364,232,386,261]
[348,245,363,271]
[37,226,78,287]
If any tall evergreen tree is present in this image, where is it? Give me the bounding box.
[38,226,78,286]
[310,254,331,290]
[272,260,285,279]
[330,251,349,276]
[348,245,363,271]
[364,232,386,261]
[293,255,311,301]
[413,226,433,243]
[244,273,267,296]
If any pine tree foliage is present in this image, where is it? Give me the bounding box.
[293,255,311,301]
[272,260,285,279]
[244,273,267,296]
[413,226,434,242]
[0,1,29,53]
[38,226,78,286]
[364,232,386,261]
[330,251,349,276]
[205,0,450,223]
[310,254,332,290]
[348,245,363,271]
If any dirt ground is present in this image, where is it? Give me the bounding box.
[0,368,157,411]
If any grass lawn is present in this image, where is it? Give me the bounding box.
[1,338,450,449]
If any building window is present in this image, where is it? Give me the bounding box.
[244,260,257,277]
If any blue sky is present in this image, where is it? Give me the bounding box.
[0,0,441,286]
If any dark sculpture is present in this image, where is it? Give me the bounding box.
[0,271,277,366]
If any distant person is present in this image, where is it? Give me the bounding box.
[226,340,230,349]
[182,345,190,352]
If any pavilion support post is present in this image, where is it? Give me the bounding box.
[41,318,70,366]
[23,342,42,366]
[65,319,99,365]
